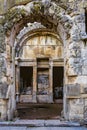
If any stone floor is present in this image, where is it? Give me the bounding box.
[17,103,63,119]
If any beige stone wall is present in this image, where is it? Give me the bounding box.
[0,0,87,121]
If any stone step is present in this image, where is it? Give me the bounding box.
[0,120,81,127]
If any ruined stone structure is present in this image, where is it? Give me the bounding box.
[0,0,87,122]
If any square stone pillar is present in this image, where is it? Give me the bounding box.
[32,63,37,103]
[15,65,20,102]
[49,59,53,103]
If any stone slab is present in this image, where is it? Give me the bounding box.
[0,120,81,127]
[44,120,80,127]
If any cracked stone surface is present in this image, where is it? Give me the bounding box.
[0,0,87,122]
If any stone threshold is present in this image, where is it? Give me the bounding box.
[0,120,81,127]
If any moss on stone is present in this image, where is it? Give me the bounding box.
[15,0,31,5]
[33,1,41,13]
[3,8,28,32]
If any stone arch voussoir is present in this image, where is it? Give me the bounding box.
[4,1,73,39]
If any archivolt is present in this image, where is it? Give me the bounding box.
[4,0,73,45]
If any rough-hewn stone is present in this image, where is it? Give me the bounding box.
[0,0,87,122]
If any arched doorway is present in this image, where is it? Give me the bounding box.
[3,0,73,120]
[15,29,64,119]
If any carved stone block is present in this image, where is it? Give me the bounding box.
[66,84,80,96]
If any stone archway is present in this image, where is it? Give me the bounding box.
[0,0,74,120]
[15,29,64,103]
[15,29,64,119]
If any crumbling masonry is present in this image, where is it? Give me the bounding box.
[0,0,87,122]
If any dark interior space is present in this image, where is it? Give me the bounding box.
[37,58,49,65]
[20,67,33,95]
[53,67,64,102]
[17,103,62,119]
[17,66,63,119]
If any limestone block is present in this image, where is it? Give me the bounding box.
[74,66,82,75]
[74,14,85,23]
[85,99,87,106]
[0,0,15,14]
[82,66,87,75]
[0,99,8,120]
[0,75,8,99]
[20,95,32,103]
[83,87,87,94]
[68,58,74,66]
[83,1,87,8]
[69,48,81,58]
[72,33,80,41]
[74,58,82,64]
[77,23,85,33]
[0,83,8,99]
[49,4,55,15]
[37,95,53,103]
[80,84,87,94]
[81,49,87,60]
[67,60,82,75]
[84,98,87,121]
[70,49,76,57]
[71,29,81,42]
[69,41,82,50]
[68,0,73,2]
[6,45,10,59]
[67,57,82,76]
[76,76,87,84]
[44,47,52,56]
[15,0,30,5]
[67,67,77,76]
[69,98,84,120]
[0,26,5,53]
[83,60,87,66]
[66,84,80,96]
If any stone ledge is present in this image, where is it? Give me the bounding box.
[0,120,81,127]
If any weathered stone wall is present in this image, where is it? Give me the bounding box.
[0,0,87,121]
[0,23,8,120]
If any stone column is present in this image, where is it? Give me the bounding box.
[15,65,20,102]
[11,47,16,116]
[49,59,53,103]
[32,62,37,103]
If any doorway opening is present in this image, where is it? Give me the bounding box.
[17,66,64,119]
[20,67,33,95]
[53,67,64,103]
